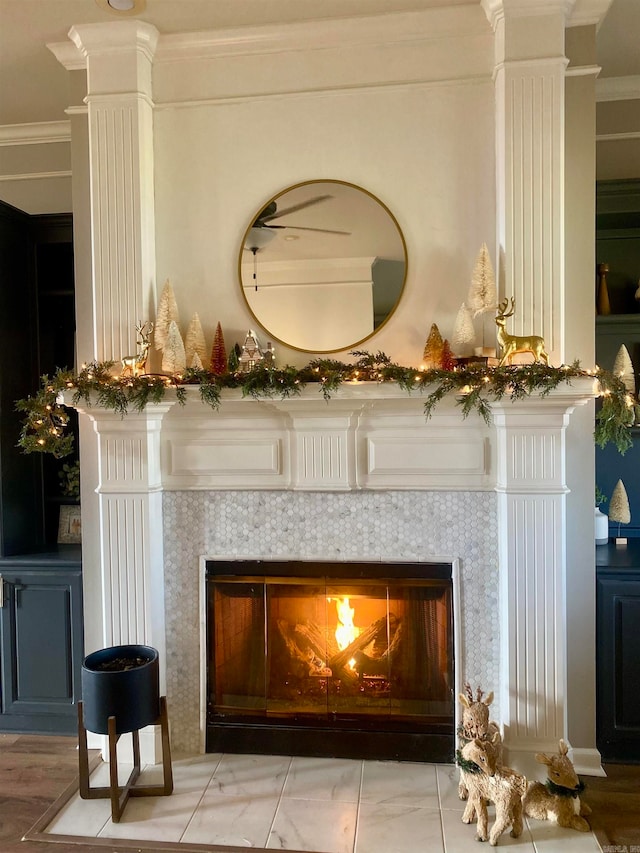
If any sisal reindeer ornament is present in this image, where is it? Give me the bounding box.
[458,734,527,846]
[457,683,502,800]
[523,739,591,832]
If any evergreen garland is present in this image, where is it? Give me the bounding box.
[455,749,483,774]
[15,353,637,460]
[545,778,585,799]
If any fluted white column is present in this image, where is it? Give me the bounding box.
[68,21,159,363]
[482,0,569,362]
[75,401,174,762]
[491,386,591,758]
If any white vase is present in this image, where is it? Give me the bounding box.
[595,506,609,545]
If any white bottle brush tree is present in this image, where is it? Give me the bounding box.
[467,243,497,351]
[162,320,187,375]
[452,302,476,357]
[609,479,631,539]
[613,344,635,393]
[184,312,207,369]
[155,280,180,353]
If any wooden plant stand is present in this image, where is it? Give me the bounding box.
[77,696,173,823]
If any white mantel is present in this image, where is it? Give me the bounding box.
[75,378,599,769]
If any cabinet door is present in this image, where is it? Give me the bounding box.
[0,569,83,733]
[597,574,640,762]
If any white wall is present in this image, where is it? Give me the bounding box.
[151,9,495,369]
[0,133,72,214]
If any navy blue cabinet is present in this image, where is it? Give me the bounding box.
[596,542,640,763]
[0,550,83,734]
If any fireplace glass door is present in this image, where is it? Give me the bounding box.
[206,561,454,761]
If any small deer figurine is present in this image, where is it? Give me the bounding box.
[523,739,591,832]
[457,683,501,800]
[458,734,527,846]
[495,297,549,366]
[122,321,154,377]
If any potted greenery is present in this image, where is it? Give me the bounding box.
[595,486,609,546]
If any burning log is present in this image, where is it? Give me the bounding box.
[276,619,331,677]
[328,615,389,677]
[294,621,339,661]
[354,619,403,675]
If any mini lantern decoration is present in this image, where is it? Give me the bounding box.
[237,330,264,373]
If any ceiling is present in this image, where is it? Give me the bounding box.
[0,0,637,128]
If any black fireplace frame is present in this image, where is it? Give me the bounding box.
[205,559,455,763]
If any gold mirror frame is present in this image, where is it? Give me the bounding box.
[238,180,407,354]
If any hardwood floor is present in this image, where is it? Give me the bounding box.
[1,733,638,852]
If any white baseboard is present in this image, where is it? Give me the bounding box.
[570,747,607,777]
[503,741,605,778]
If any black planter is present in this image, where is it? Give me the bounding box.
[81,644,159,735]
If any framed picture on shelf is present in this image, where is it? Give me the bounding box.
[58,505,82,544]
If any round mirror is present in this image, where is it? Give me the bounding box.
[239,180,407,353]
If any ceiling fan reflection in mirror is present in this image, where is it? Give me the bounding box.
[245,194,351,289]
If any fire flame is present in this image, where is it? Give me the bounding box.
[333,596,360,670]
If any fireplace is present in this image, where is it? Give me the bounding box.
[76,380,599,770]
[206,560,454,762]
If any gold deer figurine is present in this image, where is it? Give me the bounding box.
[495,297,549,366]
[122,321,154,377]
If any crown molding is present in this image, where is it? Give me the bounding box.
[49,7,486,70]
[481,0,612,29]
[565,63,601,77]
[596,74,640,102]
[0,120,71,147]
[596,131,640,143]
[48,39,86,71]
[0,170,72,182]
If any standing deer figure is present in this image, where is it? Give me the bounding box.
[458,734,527,846]
[457,683,501,800]
[523,739,591,832]
[122,321,154,377]
[495,297,549,366]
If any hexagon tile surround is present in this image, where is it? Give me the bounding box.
[163,490,500,755]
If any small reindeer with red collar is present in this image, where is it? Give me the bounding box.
[122,321,154,377]
[495,297,549,366]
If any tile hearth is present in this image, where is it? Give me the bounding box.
[38,751,602,852]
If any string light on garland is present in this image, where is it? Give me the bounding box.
[14,353,638,460]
